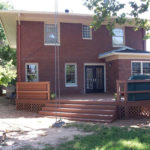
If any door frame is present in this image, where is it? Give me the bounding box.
[84,63,106,93]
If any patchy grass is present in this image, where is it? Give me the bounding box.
[64,122,101,132]
[43,144,54,150]
[12,123,150,150]
[16,145,36,150]
[56,123,150,150]
[16,144,54,150]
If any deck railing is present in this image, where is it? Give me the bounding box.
[116,80,150,119]
[16,82,50,112]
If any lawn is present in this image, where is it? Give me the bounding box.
[49,123,150,150]
[6,123,150,150]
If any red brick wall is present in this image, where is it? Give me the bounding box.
[106,59,131,93]
[125,27,145,50]
[18,21,146,94]
[106,60,119,93]
[106,59,150,93]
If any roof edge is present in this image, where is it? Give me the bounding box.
[98,52,150,59]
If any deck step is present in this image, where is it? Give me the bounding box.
[39,100,117,123]
[39,111,114,120]
[39,116,113,123]
[66,117,113,123]
[42,107,115,115]
[45,103,116,110]
[50,100,115,105]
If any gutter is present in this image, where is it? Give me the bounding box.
[17,13,21,81]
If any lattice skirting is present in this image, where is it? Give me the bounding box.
[117,105,150,119]
[117,105,125,119]
[16,101,47,112]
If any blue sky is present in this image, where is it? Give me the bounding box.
[7,0,150,50]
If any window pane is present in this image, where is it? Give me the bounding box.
[113,28,123,36]
[66,64,76,84]
[86,68,93,89]
[26,64,38,82]
[27,75,37,82]
[44,24,58,44]
[132,62,141,75]
[112,36,123,46]
[27,64,37,74]
[143,63,150,74]
[82,25,91,39]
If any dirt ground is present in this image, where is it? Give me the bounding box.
[1,96,150,150]
[0,97,91,150]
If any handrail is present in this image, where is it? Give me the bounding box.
[116,80,150,102]
[116,79,150,119]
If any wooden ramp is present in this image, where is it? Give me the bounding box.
[39,100,117,123]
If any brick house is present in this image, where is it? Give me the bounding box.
[1,11,150,95]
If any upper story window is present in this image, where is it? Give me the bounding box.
[132,61,150,75]
[82,25,92,39]
[112,28,124,47]
[65,63,77,87]
[44,24,59,45]
[25,63,39,82]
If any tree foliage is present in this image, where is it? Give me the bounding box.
[0,46,16,65]
[0,1,16,86]
[0,60,16,87]
[84,0,150,39]
[0,0,13,10]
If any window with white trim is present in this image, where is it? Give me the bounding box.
[132,61,150,75]
[112,28,124,47]
[44,24,58,45]
[65,63,77,87]
[82,25,92,39]
[25,63,39,82]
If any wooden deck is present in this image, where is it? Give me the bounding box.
[16,80,150,122]
[15,82,117,122]
[57,93,115,101]
[39,93,116,123]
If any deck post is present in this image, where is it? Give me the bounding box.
[47,82,50,100]
[116,80,120,101]
[124,81,129,119]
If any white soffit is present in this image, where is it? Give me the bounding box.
[0,11,17,48]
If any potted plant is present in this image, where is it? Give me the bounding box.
[114,93,117,100]
[50,92,56,100]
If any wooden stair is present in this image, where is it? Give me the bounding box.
[39,100,117,123]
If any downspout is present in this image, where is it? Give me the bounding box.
[17,13,21,81]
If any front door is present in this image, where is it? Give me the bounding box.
[85,66,104,93]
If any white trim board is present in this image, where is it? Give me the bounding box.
[99,53,150,60]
